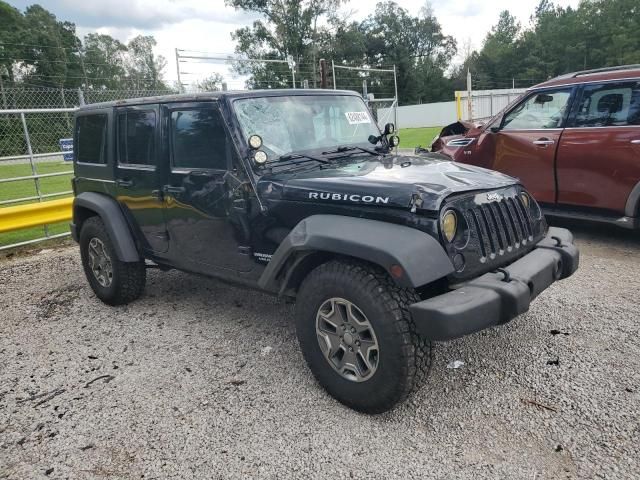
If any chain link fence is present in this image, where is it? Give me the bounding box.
[0,87,175,250]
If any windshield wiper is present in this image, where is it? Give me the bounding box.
[277,152,330,164]
[321,145,380,157]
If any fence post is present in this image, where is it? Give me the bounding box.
[490,93,494,117]
[319,59,327,89]
[466,69,473,121]
[0,73,7,110]
[78,88,85,106]
[20,112,48,237]
[393,65,398,130]
[60,88,71,130]
[331,60,336,89]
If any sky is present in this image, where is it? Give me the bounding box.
[7,0,582,89]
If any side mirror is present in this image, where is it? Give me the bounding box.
[383,123,395,135]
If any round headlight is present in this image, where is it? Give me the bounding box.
[254,150,268,164]
[389,135,400,147]
[520,192,530,208]
[442,210,457,243]
[248,134,263,150]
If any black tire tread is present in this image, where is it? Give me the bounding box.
[80,216,146,305]
[296,259,432,412]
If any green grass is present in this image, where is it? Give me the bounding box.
[0,161,74,204]
[0,160,74,248]
[399,126,443,149]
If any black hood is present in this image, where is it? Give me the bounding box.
[256,153,519,211]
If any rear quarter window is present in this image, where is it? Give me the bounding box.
[75,114,108,164]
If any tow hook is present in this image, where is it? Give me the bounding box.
[494,268,511,282]
[551,236,563,247]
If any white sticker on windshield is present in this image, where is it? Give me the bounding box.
[344,111,371,124]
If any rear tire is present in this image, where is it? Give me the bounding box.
[295,260,431,414]
[79,216,146,305]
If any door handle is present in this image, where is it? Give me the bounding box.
[162,185,186,194]
[630,139,640,144]
[116,178,134,187]
[532,139,555,146]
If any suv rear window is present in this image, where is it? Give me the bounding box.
[75,114,107,164]
[573,81,640,127]
[118,110,156,165]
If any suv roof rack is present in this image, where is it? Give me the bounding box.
[543,64,640,84]
[572,64,640,77]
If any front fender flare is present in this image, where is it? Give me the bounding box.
[625,181,640,218]
[73,192,140,262]
[258,214,454,293]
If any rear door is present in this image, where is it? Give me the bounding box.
[115,105,169,254]
[491,88,574,204]
[556,80,640,215]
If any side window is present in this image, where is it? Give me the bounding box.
[502,89,572,130]
[572,81,640,127]
[170,108,227,170]
[75,114,107,164]
[118,110,156,165]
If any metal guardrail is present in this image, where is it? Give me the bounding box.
[0,197,73,251]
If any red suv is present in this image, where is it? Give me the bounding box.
[432,65,640,229]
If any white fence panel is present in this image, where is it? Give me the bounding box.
[378,101,457,129]
[457,88,527,121]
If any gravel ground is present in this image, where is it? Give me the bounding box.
[0,222,638,479]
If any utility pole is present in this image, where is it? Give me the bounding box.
[319,59,327,89]
[466,69,473,121]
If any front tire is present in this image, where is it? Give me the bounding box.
[79,216,146,305]
[295,260,431,413]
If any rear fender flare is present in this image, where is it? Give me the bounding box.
[258,214,454,294]
[73,192,140,262]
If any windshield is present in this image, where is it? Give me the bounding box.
[233,95,381,158]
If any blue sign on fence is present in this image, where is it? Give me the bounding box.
[59,138,73,162]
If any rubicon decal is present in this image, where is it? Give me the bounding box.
[309,192,389,204]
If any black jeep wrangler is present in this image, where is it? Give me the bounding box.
[70,89,578,413]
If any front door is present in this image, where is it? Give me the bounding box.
[115,105,169,254]
[162,103,254,274]
[491,88,574,205]
[556,80,640,214]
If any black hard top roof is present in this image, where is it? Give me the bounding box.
[77,88,360,111]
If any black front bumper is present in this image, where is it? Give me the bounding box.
[409,227,579,341]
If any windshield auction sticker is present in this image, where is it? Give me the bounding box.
[344,112,371,124]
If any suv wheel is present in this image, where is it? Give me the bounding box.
[295,260,431,413]
[79,216,146,305]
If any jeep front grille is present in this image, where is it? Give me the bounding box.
[441,186,546,281]
[467,196,533,261]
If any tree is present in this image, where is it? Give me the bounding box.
[125,35,167,90]
[195,73,225,91]
[82,33,127,89]
[0,2,24,85]
[226,0,344,88]
[18,5,84,88]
